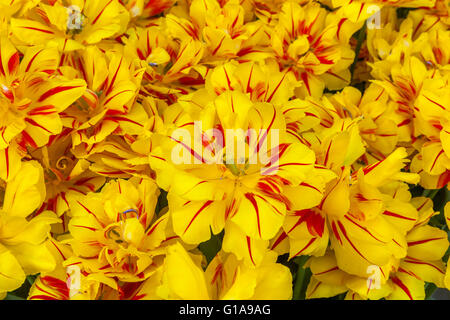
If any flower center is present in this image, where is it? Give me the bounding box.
[225,161,249,177]
[106,226,125,245]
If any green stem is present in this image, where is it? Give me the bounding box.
[350,23,367,82]
[423,189,440,200]
[293,255,310,300]
[27,276,35,286]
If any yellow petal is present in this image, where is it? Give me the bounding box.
[8,242,56,275]
[3,211,60,246]
[122,218,145,248]
[406,225,449,261]
[231,191,285,240]
[10,18,56,45]
[0,244,25,293]
[159,243,210,300]
[171,197,225,244]
[252,257,293,299]
[222,222,269,267]
[306,277,347,299]
[0,144,22,182]
[401,258,446,288]
[388,273,424,300]
[3,161,46,218]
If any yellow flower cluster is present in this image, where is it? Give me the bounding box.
[0,0,449,300]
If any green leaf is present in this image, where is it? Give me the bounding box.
[5,293,25,300]
[198,230,224,266]
[425,282,437,300]
[155,189,168,215]
[27,275,38,286]
[292,255,311,300]
[396,8,413,19]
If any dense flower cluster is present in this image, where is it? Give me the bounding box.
[0,0,449,300]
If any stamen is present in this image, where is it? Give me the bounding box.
[121,208,140,220]
[226,163,242,176]
[56,156,71,170]
[342,107,354,119]
[106,227,122,241]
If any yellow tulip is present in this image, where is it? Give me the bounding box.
[0,161,60,297]
[158,242,292,300]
